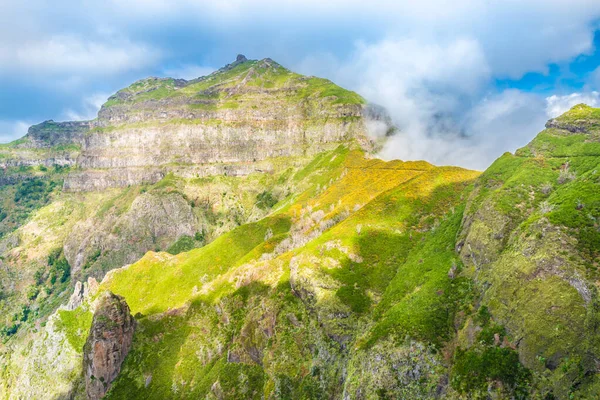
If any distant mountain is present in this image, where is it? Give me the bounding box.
[0,57,599,399]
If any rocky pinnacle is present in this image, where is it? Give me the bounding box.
[83,292,135,399]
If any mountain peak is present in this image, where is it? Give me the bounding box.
[236,54,247,62]
[545,103,600,133]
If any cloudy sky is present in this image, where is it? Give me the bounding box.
[1,0,600,169]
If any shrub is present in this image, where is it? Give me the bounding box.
[1,323,19,338]
[14,305,31,322]
[558,167,576,184]
[14,179,50,203]
[540,182,553,195]
[26,285,39,300]
[33,268,45,285]
[336,285,372,313]
[194,230,205,242]
[256,191,278,210]
[83,248,102,270]
[48,248,70,284]
[166,235,196,255]
[452,347,531,395]
[475,305,492,326]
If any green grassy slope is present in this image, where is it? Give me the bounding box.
[457,104,600,399]
[92,148,482,399]
[2,92,599,399]
[102,58,365,111]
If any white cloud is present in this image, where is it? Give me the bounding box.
[347,36,490,117]
[162,64,215,80]
[0,120,31,144]
[320,37,492,168]
[1,0,600,168]
[0,35,160,77]
[62,93,110,121]
[102,0,600,79]
[311,37,553,169]
[374,90,548,170]
[463,90,548,163]
[545,92,600,118]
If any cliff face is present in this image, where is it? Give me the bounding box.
[0,120,88,169]
[63,190,199,278]
[66,57,375,191]
[2,56,383,191]
[84,292,135,399]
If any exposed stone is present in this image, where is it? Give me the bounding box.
[64,191,198,277]
[544,117,598,134]
[24,120,90,148]
[66,278,100,310]
[66,281,85,311]
[84,292,135,399]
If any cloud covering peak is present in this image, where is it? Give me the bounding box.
[1,0,600,169]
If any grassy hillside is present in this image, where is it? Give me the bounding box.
[1,70,599,398]
[102,57,365,111]
[51,105,600,399]
[89,148,482,399]
[457,104,600,398]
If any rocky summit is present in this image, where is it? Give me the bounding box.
[0,57,599,400]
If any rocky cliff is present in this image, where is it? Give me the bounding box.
[83,292,135,399]
[2,55,386,192]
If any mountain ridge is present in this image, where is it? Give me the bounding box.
[1,55,387,192]
[0,57,599,399]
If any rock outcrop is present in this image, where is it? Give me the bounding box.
[0,120,87,169]
[24,120,90,148]
[64,58,373,190]
[64,190,199,277]
[83,292,135,399]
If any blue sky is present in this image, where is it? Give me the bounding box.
[1,0,600,168]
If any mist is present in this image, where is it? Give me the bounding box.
[303,37,592,170]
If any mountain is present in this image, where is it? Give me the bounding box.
[0,57,599,399]
[1,55,382,191]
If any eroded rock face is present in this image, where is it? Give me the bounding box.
[84,292,135,399]
[64,190,198,277]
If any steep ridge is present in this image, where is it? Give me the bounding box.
[83,292,135,399]
[38,106,600,399]
[55,149,482,399]
[456,104,600,398]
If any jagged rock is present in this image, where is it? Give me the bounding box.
[64,191,198,277]
[544,118,592,133]
[66,278,100,310]
[24,120,90,148]
[66,281,85,311]
[84,292,135,399]
[544,103,600,134]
